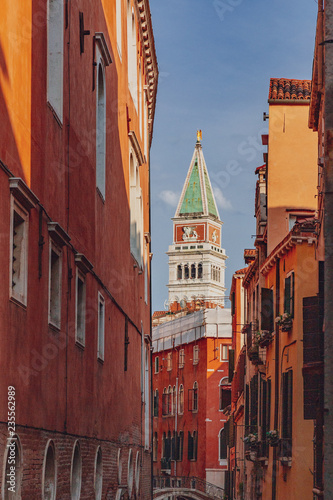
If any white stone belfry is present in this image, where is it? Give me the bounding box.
[167,134,227,309]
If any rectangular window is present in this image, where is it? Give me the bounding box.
[167,352,172,371]
[188,431,198,461]
[179,349,185,368]
[153,390,159,417]
[116,0,122,58]
[162,392,169,416]
[47,0,64,121]
[261,287,274,332]
[177,431,184,461]
[281,370,293,457]
[219,386,231,411]
[75,270,86,345]
[97,293,105,360]
[220,344,230,361]
[193,345,199,365]
[284,272,295,317]
[154,356,159,374]
[10,201,28,305]
[49,243,62,328]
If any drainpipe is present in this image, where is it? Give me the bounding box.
[325,2,333,497]
[272,258,280,500]
[175,377,178,477]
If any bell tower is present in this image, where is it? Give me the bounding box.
[167,132,227,311]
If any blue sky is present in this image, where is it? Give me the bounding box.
[149,0,318,312]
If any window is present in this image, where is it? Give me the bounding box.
[177,431,184,461]
[188,431,198,461]
[193,345,199,365]
[153,432,158,462]
[198,263,203,279]
[178,384,184,414]
[173,386,177,415]
[47,0,64,121]
[188,382,198,412]
[96,60,106,199]
[154,356,159,374]
[184,264,189,279]
[4,436,22,500]
[219,378,231,411]
[116,0,122,58]
[71,441,82,500]
[167,352,172,371]
[153,389,159,417]
[191,264,196,279]
[284,272,295,317]
[49,243,62,329]
[94,447,103,500]
[10,201,28,305]
[220,344,230,361]
[127,449,134,498]
[281,370,293,457]
[162,388,168,416]
[129,155,143,266]
[43,440,56,500]
[127,1,138,108]
[177,265,182,280]
[168,385,173,415]
[179,349,185,368]
[219,429,227,460]
[97,293,105,360]
[261,287,274,332]
[75,270,86,345]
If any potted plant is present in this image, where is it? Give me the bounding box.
[257,330,273,347]
[275,313,293,332]
[266,429,279,447]
[243,433,258,449]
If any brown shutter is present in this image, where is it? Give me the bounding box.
[229,349,235,382]
[261,288,274,332]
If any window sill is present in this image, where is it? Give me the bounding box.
[49,321,61,332]
[9,295,27,310]
[75,339,85,350]
[47,101,63,127]
[97,356,104,364]
[96,187,105,203]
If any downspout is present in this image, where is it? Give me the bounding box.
[324,1,333,497]
[272,258,280,500]
[148,138,154,499]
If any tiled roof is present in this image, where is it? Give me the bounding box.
[269,78,311,101]
[255,165,266,174]
[235,267,248,275]
[152,311,166,319]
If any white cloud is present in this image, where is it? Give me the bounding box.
[158,190,179,207]
[213,186,232,211]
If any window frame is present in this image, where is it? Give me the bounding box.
[10,198,29,306]
[48,241,62,330]
[154,356,159,374]
[97,292,105,361]
[193,345,199,365]
[75,268,86,347]
[179,348,185,368]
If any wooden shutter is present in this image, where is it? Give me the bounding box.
[250,375,258,430]
[245,384,249,433]
[303,296,322,365]
[261,288,274,332]
[188,431,193,460]
[229,349,235,383]
[284,276,291,315]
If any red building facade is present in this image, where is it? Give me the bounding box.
[0,0,157,498]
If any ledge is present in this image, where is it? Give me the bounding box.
[47,222,71,247]
[9,177,39,210]
[129,130,144,166]
[75,253,93,274]
[95,33,112,66]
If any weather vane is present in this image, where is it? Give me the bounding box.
[197,129,202,142]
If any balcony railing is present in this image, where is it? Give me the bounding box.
[153,475,225,499]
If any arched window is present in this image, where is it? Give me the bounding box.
[168,385,173,415]
[162,387,168,416]
[127,449,134,498]
[191,264,196,279]
[71,441,82,499]
[153,432,158,462]
[219,378,231,411]
[173,385,177,415]
[184,264,189,279]
[129,155,143,266]
[153,389,159,417]
[96,61,106,199]
[94,447,103,500]
[198,263,203,279]
[219,428,227,460]
[162,432,166,458]
[127,2,138,108]
[4,435,22,500]
[116,0,122,57]
[178,384,184,414]
[43,440,56,500]
[177,265,182,280]
[193,381,198,412]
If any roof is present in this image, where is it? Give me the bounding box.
[255,164,266,175]
[235,267,248,275]
[175,138,220,220]
[269,78,311,101]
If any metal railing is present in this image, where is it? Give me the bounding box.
[153,475,225,499]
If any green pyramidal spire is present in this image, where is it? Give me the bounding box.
[175,134,220,220]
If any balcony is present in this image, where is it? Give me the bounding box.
[278,438,292,467]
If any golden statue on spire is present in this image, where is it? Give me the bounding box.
[197,129,202,142]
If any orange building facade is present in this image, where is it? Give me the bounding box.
[0,0,157,498]
[226,79,322,500]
